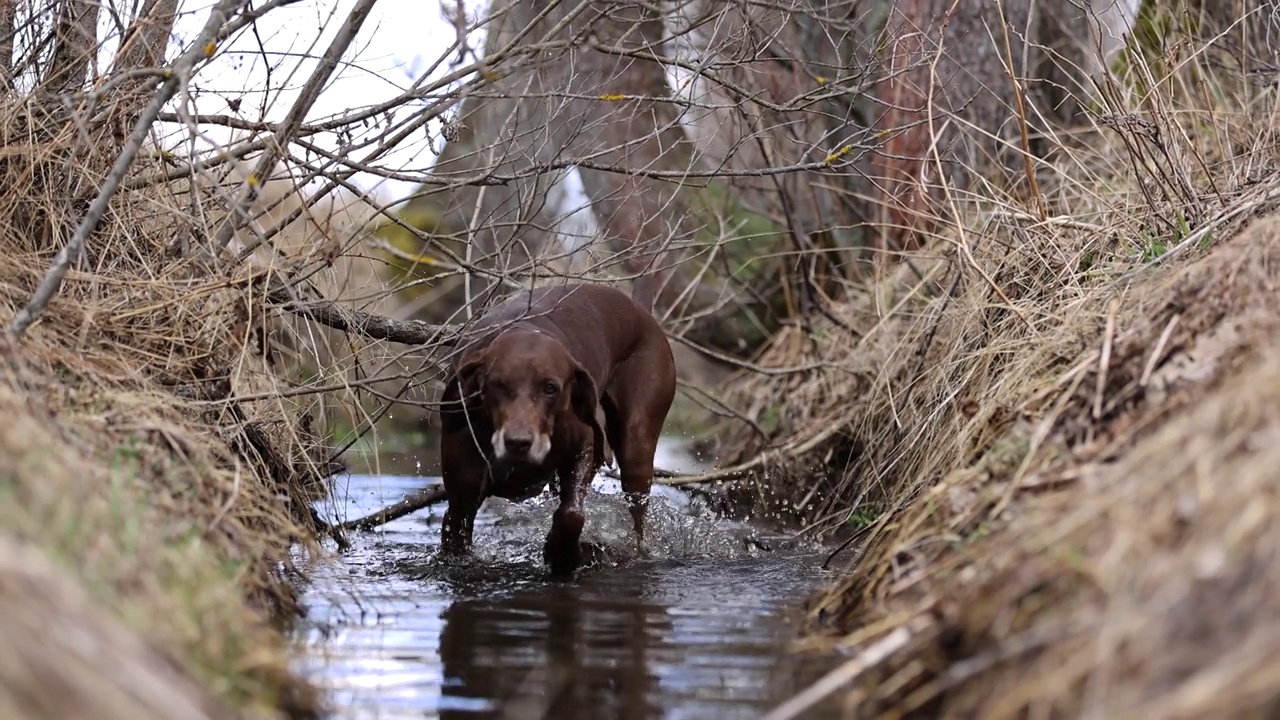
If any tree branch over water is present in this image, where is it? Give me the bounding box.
[266,279,459,346]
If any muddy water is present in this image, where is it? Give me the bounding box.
[294,440,845,720]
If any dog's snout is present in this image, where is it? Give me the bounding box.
[504,433,534,455]
[491,424,551,464]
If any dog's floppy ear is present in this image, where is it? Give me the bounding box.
[570,364,606,468]
[440,350,488,433]
[457,352,487,402]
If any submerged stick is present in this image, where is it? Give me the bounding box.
[340,410,863,534]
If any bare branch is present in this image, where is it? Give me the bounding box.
[42,0,100,91]
[8,0,250,340]
[335,485,448,532]
[266,278,459,346]
[113,0,181,74]
[213,0,383,253]
[0,0,14,92]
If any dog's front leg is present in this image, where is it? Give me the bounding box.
[544,449,597,578]
[439,430,487,557]
[441,495,481,557]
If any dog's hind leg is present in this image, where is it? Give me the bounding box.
[595,405,615,469]
[606,353,677,553]
[600,393,647,548]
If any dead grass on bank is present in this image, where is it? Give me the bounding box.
[0,102,347,719]
[791,214,1280,718]
[714,12,1280,719]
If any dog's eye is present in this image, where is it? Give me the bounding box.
[542,381,558,396]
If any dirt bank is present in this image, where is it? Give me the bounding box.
[708,28,1280,718]
[800,210,1280,718]
[0,148,340,717]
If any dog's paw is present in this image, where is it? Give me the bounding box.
[633,541,652,561]
[544,507,587,578]
[435,545,473,567]
[544,543,582,578]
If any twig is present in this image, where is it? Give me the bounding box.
[995,0,1046,221]
[1142,182,1280,270]
[670,332,828,376]
[1092,296,1121,420]
[266,279,459,345]
[0,0,13,92]
[602,465,681,480]
[464,144,500,320]
[821,522,877,570]
[8,0,247,340]
[994,353,1092,518]
[215,0,382,253]
[758,623,920,720]
[647,406,862,487]
[336,484,448,532]
[1140,313,1180,387]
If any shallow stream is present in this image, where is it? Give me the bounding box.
[293,439,846,719]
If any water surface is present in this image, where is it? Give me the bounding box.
[295,440,845,720]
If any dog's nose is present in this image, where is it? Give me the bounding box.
[504,434,534,455]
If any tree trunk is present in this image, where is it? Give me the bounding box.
[43,0,101,92]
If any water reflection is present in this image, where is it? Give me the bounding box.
[295,439,845,720]
[438,584,665,720]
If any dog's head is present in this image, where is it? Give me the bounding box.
[454,328,602,466]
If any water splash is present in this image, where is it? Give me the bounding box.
[467,478,770,570]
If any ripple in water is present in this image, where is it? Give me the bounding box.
[293,439,846,720]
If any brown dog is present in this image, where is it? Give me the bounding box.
[437,282,677,576]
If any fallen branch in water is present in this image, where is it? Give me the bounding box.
[335,484,449,532]
[635,405,862,487]
[337,434,845,534]
[336,465,697,533]
[338,409,861,533]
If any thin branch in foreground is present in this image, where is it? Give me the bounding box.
[269,270,823,378]
[8,0,247,340]
[758,622,921,720]
[214,0,381,254]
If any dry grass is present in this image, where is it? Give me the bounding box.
[0,105,343,718]
[712,3,1280,716]
[790,215,1280,718]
